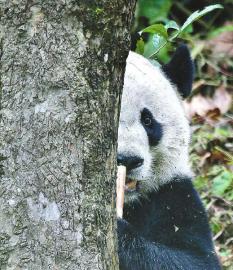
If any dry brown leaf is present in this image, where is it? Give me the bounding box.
[199,152,211,167]
[206,108,221,121]
[184,86,232,120]
[207,23,233,57]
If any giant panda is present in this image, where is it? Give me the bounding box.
[117,45,221,270]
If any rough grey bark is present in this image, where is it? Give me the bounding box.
[0,1,136,269]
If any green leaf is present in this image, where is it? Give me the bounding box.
[143,34,168,58]
[181,24,193,34]
[208,165,225,177]
[165,21,180,40]
[218,249,231,258]
[180,4,223,33]
[136,38,145,55]
[194,176,208,190]
[165,20,180,31]
[152,34,166,50]
[215,127,231,138]
[210,217,222,234]
[226,190,233,201]
[211,171,233,196]
[143,35,157,58]
[140,24,168,39]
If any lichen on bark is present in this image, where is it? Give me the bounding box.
[0,1,136,269]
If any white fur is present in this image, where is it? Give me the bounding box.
[118,52,193,202]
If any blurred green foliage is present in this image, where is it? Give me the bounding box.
[135,0,172,25]
[134,1,233,268]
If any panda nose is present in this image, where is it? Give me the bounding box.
[117,155,144,171]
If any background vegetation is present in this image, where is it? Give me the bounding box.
[132,1,233,268]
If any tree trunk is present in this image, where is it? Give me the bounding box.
[0,1,136,269]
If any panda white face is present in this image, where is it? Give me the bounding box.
[118,47,194,204]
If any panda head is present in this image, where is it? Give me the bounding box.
[118,45,194,204]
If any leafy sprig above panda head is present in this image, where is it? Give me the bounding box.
[136,4,223,59]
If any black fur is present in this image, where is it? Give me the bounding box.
[141,108,163,146]
[118,177,221,270]
[162,44,194,98]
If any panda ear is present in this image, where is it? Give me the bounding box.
[162,44,194,98]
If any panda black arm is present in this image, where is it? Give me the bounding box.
[118,219,217,270]
[117,179,221,270]
[118,219,201,270]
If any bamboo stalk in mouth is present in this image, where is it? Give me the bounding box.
[116,165,126,218]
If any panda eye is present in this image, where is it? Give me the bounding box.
[141,109,153,127]
[144,117,152,126]
[141,108,163,146]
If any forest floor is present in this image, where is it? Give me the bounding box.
[187,33,233,267]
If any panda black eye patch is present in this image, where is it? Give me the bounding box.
[141,108,163,146]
